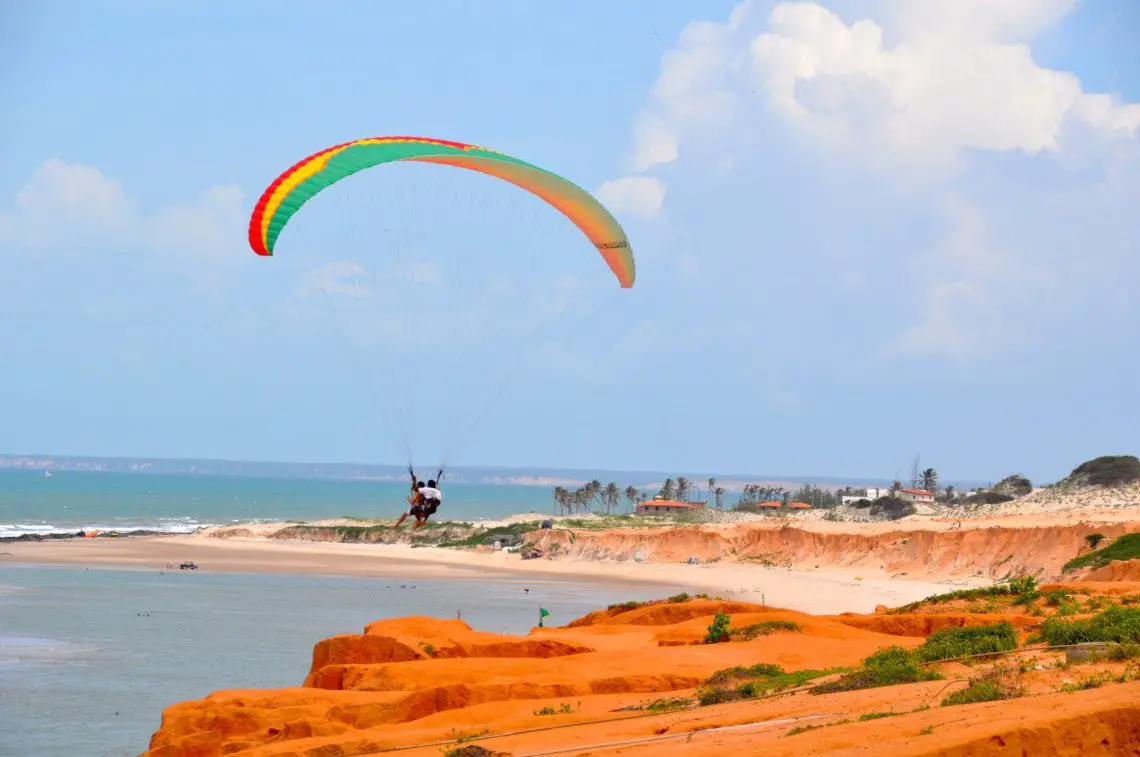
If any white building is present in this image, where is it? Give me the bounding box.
[839,487,888,506]
[898,488,935,504]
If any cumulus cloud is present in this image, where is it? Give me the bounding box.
[596,176,666,219]
[0,158,245,260]
[608,0,1140,360]
[749,1,1140,172]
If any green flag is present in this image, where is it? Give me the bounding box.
[538,607,550,627]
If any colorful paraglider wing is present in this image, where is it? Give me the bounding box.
[247,137,635,288]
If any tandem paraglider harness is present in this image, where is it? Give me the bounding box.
[409,466,444,519]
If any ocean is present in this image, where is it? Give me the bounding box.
[0,470,677,757]
[0,468,561,538]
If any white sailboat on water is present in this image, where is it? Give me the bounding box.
[44,469,54,478]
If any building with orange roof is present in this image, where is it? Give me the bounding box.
[635,499,707,515]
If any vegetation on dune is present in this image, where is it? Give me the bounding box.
[869,496,917,520]
[437,522,543,548]
[891,576,1038,613]
[962,490,1016,505]
[1041,606,1140,646]
[704,611,732,644]
[604,593,716,614]
[699,664,845,705]
[941,669,1024,707]
[914,622,1018,663]
[810,647,942,695]
[729,620,802,641]
[992,474,1033,497]
[1061,455,1140,489]
[1063,533,1140,573]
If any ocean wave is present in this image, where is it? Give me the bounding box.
[0,519,217,539]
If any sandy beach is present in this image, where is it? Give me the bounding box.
[2,531,989,615]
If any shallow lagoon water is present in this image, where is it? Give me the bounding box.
[1,564,681,757]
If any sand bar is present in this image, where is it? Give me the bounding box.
[1,533,987,615]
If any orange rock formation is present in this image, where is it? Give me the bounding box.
[143,590,1140,757]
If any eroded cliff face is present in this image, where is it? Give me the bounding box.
[143,591,1140,757]
[524,522,1138,580]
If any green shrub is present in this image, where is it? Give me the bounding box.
[915,622,1018,663]
[964,491,1016,505]
[994,474,1033,497]
[705,611,731,644]
[1041,606,1140,645]
[858,711,899,721]
[1044,590,1074,607]
[811,647,941,694]
[869,496,916,520]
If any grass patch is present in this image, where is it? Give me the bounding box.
[532,702,576,716]
[437,522,543,548]
[639,696,692,713]
[786,719,850,736]
[914,622,1018,663]
[1060,673,1112,693]
[941,677,1020,707]
[1041,606,1140,645]
[811,647,942,695]
[707,663,784,686]
[1062,533,1140,573]
[730,620,802,641]
[892,576,1038,613]
[699,665,845,705]
[858,711,899,721]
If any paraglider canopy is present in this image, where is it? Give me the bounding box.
[248,136,635,288]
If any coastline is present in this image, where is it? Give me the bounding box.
[1,531,987,615]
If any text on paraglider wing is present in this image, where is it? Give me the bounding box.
[595,240,629,250]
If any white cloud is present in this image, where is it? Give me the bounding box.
[0,158,245,260]
[596,176,666,219]
[608,0,1140,360]
[749,1,1140,172]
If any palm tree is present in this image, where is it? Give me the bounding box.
[660,478,677,500]
[714,487,725,509]
[584,480,602,511]
[552,486,568,514]
[920,468,939,494]
[707,478,717,507]
[624,486,639,513]
[676,477,691,502]
[603,483,621,514]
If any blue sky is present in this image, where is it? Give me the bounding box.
[1,0,1138,484]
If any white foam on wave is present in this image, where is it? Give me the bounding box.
[0,519,218,539]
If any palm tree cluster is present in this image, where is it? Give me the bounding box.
[551,480,649,514]
[549,474,732,515]
[735,484,787,507]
